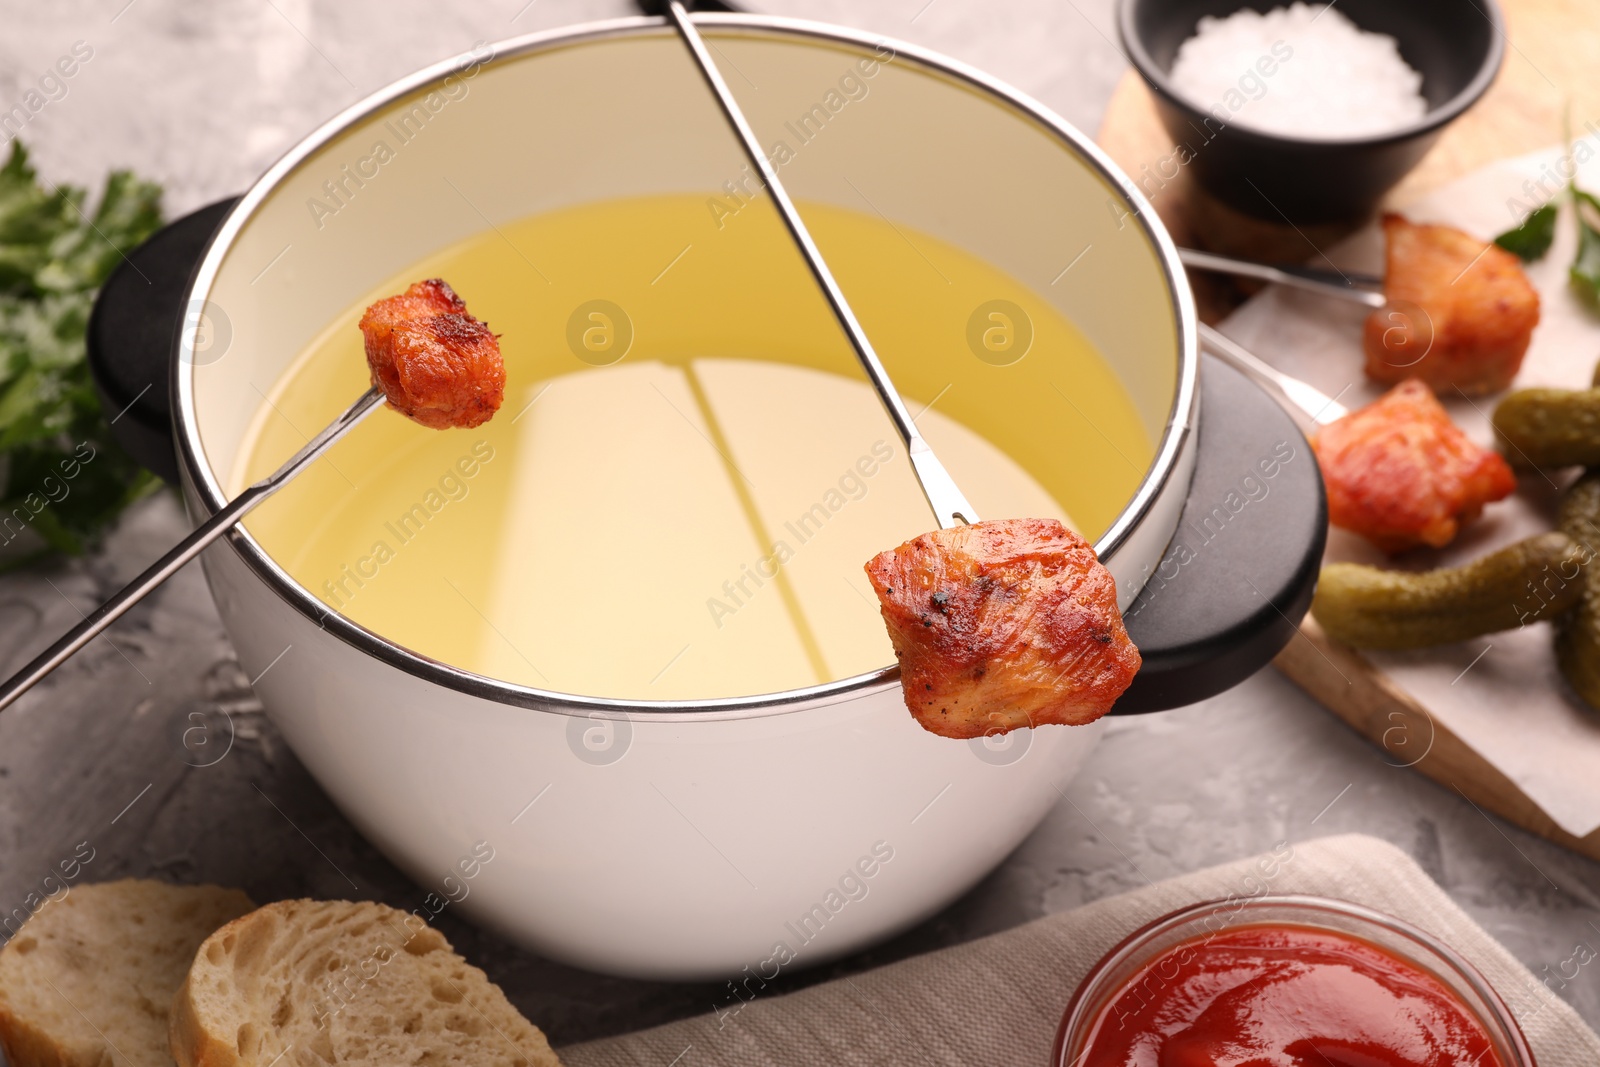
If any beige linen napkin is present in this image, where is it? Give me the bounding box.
[562,834,1600,1067]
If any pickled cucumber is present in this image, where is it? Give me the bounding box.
[1492,389,1600,467]
[1557,471,1600,709]
[1313,533,1588,649]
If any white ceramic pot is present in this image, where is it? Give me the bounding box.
[166,14,1203,980]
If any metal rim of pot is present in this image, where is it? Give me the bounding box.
[171,12,1201,721]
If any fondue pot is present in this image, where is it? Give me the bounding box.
[84,14,1325,979]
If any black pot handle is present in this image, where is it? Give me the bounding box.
[88,201,1325,714]
[87,197,240,485]
[1114,354,1326,712]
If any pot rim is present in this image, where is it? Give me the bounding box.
[174,12,1199,721]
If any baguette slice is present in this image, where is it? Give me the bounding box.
[171,899,562,1067]
[0,878,255,1067]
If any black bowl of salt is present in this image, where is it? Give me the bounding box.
[1118,0,1504,224]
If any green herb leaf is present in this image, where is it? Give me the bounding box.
[1495,201,1558,261]
[1570,190,1600,308]
[0,140,163,563]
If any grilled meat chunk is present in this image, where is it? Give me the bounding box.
[359,278,505,430]
[1314,378,1516,553]
[1364,214,1540,396]
[865,518,1139,739]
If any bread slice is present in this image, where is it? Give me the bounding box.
[171,899,562,1067]
[0,878,255,1067]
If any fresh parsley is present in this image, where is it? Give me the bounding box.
[1490,114,1600,308]
[0,140,163,566]
[1572,190,1600,307]
[1494,201,1558,262]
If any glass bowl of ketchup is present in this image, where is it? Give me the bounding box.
[1053,894,1535,1067]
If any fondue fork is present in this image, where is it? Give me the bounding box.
[1198,323,1350,427]
[1178,247,1386,309]
[665,1,979,531]
[0,387,385,713]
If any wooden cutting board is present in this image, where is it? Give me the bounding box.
[1095,0,1600,863]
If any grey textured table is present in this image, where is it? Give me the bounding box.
[1,0,1596,1051]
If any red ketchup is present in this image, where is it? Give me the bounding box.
[1076,924,1507,1067]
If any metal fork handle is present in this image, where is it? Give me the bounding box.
[1179,247,1386,310]
[1198,324,1349,428]
[665,1,978,529]
[0,387,384,713]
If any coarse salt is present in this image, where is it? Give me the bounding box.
[1168,3,1428,140]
